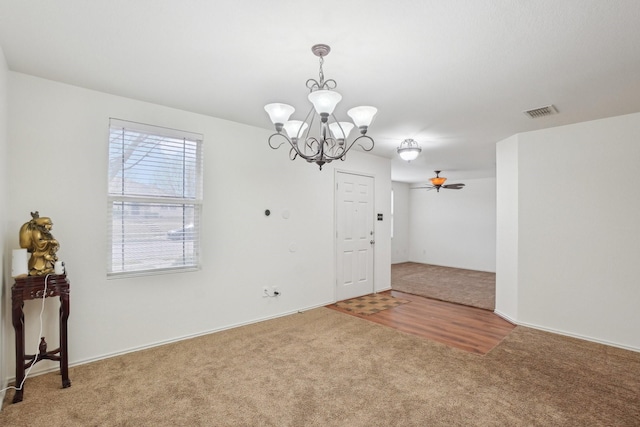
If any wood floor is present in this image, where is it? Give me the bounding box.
[327,290,515,355]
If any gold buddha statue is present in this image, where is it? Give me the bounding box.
[19,211,59,276]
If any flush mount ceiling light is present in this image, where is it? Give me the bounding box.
[264,44,377,170]
[397,139,422,162]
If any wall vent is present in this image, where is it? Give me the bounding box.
[523,104,558,118]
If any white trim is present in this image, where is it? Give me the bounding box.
[108,195,202,205]
[513,320,640,353]
[106,265,201,280]
[2,301,335,384]
[6,302,636,391]
[109,117,203,142]
[493,310,517,325]
[493,311,640,353]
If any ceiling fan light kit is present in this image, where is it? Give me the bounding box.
[264,44,377,170]
[430,175,447,186]
[397,138,422,162]
[413,171,466,192]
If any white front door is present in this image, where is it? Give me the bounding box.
[336,171,375,301]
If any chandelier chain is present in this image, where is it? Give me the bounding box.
[306,55,337,92]
[319,56,325,87]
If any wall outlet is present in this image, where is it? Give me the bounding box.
[263,286,281,297]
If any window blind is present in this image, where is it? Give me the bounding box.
[107,118,203,277]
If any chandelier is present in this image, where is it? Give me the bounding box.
[264,44,377,170]
[397,139,422,161]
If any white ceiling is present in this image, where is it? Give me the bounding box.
[1,1,639,183]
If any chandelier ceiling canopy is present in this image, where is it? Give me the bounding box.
[264,44,377,170]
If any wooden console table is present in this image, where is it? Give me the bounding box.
[11,273,71,403]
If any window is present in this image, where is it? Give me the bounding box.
[107,119,203,277]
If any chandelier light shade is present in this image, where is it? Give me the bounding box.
[264,103,295,131]
[347,106,378,129]
[328,122,354,140]
[308,90,342,115]
[282,120,308,140]
[264,44,377,170]
[397,138,422,162]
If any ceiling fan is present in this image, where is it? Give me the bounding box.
[413,171,465,192]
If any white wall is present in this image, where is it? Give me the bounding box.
[408,177,497,272]
[496,112,640,351]
[391,182,410,263]
[0,45,9,397]
[2,72,391,379]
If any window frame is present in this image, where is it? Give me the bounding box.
[107,118,204,278]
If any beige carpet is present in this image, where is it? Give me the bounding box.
[1,308,639,426]
[334,293,409,315]
[392,262,496,311]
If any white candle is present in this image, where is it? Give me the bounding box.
[12,249,29,278]
[55,260,65,275]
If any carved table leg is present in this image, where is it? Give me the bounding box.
[12,300,25,403]
[60,290,71,388]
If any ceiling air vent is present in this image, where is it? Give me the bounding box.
[523,104,558,119]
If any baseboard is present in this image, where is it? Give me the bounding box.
[404,260,496,274]
[494,313,640,353]
[493,310,517,325]
[2,301,335,385]
[98,300,335,364]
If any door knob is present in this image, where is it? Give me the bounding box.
[370,240,375,245]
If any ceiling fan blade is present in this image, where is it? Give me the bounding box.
[411,185,437,191]
[442,183,465,189]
